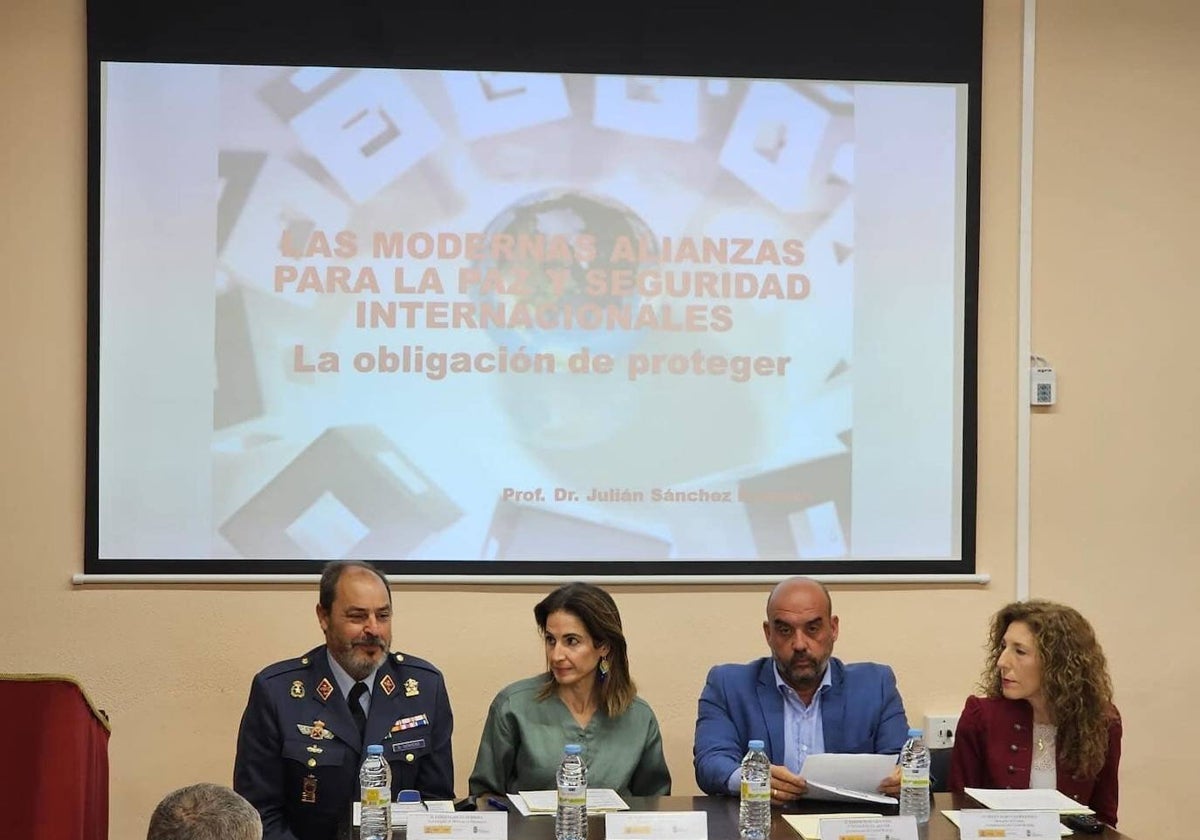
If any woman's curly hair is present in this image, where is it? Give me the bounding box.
[979,600,1115,778]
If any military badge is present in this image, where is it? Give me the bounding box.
[390,713,429,732]
[301,775,317,804]
[404,677,419,697]
[380,674,396,696]
[298,720,335,740]
[316,677,334,702]
[290,680,305,699]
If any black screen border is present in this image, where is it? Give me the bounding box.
[85,0,982,578]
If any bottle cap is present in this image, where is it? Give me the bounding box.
[564,744,582,755]
[367,744,385,755]
[907,728,923,738]
[748,739,765,750]
[397,789,422,803]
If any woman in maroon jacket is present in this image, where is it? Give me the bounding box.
[949,600,1121,827]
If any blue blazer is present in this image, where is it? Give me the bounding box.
[693,656,909,794]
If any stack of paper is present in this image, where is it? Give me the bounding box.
[963,788,1095,814]
[799,754,898,805]
[508,789,630,816]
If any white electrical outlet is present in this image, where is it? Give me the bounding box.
[924,714,959,749]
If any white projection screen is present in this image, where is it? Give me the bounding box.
[86,2,982,578]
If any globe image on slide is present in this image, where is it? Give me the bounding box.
[471,188,660,356]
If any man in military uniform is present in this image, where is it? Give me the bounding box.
[234,560,454,840]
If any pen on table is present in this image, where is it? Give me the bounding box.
[485,797,510,812]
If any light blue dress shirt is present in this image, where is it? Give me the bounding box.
[775,661,832,773]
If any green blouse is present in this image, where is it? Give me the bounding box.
[468,675,672,797]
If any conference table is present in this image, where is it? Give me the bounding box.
[464,793,1132,840]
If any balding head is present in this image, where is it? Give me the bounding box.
[766,576,832,618]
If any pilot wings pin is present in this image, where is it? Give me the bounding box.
[297,720,335,740]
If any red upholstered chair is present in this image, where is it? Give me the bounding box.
[0,675,110,840]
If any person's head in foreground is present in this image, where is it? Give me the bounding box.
[147,783,262,840]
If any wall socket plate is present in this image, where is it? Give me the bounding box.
[924,714,959,749]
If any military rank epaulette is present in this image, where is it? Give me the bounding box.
[259,652,317,681]
[391,651,444,677]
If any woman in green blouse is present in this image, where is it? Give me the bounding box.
[468,582,672,797]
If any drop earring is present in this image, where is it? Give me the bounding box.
[598,657,610,680]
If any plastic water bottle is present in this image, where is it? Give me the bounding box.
[738,739,771,840]
[360,744,392,840]
[898,728,930,824]
[555,744,588,840]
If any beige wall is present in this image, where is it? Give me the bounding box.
[2,1,1196,837]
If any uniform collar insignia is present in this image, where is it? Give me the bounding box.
[380,674,396,696]
[290,680,305,699]
[316,677,334,702]
[404,677,419,697]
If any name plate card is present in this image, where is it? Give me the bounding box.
[604,811,708,840]
[958,809,1062,840]
[818,815,918,840]
[408,811,508,840]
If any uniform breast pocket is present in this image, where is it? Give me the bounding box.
[387,737,430,768]
[283,737,348,769]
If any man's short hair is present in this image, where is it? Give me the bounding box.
[147,783,262,840]
[318,560,392,613]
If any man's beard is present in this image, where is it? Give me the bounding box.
[781,654,825,690]
[338,638,387,680]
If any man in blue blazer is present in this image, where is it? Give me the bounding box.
[693,577,908,801]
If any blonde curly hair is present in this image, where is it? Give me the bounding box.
[979,600,1115,778]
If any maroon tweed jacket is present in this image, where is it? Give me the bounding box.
[948,695,1121,827]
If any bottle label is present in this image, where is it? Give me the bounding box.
[558,784,586,807]
[901,768,930,788]
[362,785,390,806]
[740,778,769,801]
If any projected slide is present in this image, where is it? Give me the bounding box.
[97,63,966,566]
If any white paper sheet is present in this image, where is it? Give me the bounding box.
[408,812,509,840]
[945,811,1070,835]
[801,753,898,793]
[782,812,883,840]
[817,815,918,840]
[605,811,708,840]
[804,780,897,805]
[963,788,1094,814]
[515,788,630,814]
[352,800,429,826]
